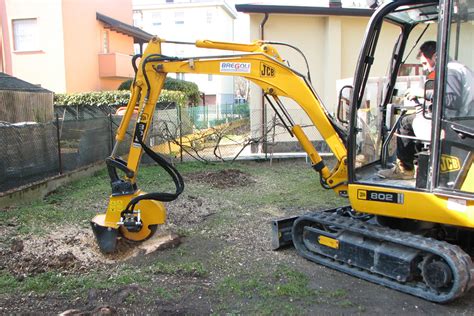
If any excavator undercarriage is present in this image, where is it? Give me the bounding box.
[273,208,474,303]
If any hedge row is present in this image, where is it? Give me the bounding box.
[118,77,201,105]
[54,90,187,107]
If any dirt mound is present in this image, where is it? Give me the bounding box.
[185,169,255,188]
[167,194,216,228]
[1,228,98,277]
[0,226,180,278]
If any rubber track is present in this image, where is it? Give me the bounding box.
[292,212,474,303]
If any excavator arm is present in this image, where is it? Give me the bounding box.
[138,37,348,192]
[91,36,348,252]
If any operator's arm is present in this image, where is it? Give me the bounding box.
[444,64,463,117]
[444,61,474,118]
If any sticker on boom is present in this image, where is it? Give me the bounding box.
[357,189,404,204]
[220,62,251,73]
[318,235,339,249]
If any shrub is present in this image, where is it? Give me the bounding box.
[164,77,200,105]
[118,77,201,105]
[54,90,186,108]
[235,103,250,118]
[118,79,133,91]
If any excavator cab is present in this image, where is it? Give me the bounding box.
[289,0,474,303]
[346,0,474,197]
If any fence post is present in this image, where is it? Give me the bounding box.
[263,97,268,158]
[108,106,114,153]
[178,103,183,162]
[55,113,63,174]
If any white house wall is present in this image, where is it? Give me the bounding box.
[247,12,439,151]
[133,1,236,105]
[4,0,67,92]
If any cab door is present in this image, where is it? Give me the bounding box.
[433,0,474,196]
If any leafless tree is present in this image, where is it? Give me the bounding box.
[234,77,250,101]
[150,114,287,163]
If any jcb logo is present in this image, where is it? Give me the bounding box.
[357,190,367,200]
[260,63,275,77]
[108,200,124,212]
[440,154,460,173]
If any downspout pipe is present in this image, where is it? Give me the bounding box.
[260,13,269,43]
[260,13,269,156]
[0,0,12,74]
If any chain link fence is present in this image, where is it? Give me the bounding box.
[149,102,252,162]
[0,102,252,192]
[152,100,326,163]
[0,122,59,192]
[0,105,120,192]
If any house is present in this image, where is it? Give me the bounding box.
[0,0,153,93]
[236,0,436,152]
[132,0,238,106]
[234,2,373,153]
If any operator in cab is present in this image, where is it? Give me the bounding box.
[378,40,474,180]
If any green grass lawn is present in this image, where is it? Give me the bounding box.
[0,158,356,314]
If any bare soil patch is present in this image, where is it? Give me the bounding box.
[0,226,184,280]
[185,169,255,188]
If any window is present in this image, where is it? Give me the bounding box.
[176,73,185,80]
[206,11,213,24]
[12,18,39,52]
[133,10,143,28]
[435,0,474,193]
[152,12,162,26]
[441,0,474,119]
[208,74,213,81]
[175,12,184,25]
[102,31,109,53]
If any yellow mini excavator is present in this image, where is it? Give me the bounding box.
[91,0,474,303]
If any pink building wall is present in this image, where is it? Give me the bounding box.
[1,0,136,93]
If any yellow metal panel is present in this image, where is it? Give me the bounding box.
[461,161,474,193]
[349,184,474,228]
[103,191,166,226]
[318,235,340,249]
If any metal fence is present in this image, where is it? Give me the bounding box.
[1,99,326,193]
[162,101,325,162]
[149,102,253,162]
[0,106,119,192]
[0,122,59,191]
[0,102,254,192]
